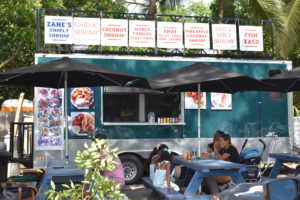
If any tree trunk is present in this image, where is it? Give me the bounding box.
[148,0,157,20]
[0,43,23,69]
[218,0,224,23]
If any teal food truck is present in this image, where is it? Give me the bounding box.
[33,53,292,184]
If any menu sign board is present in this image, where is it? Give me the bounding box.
[34,88,64,150]
[101,19,128,46]
[44,16,73,44]
[43,15,265,53]
[129,20,155,47]
[73,17,100,45]
[157,22,183,48]
[239,26,263,51]
[212,24,237,50]
[184,23,210,49]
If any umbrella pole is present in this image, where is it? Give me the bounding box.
[64,72,69,165]
[198,84,201,155]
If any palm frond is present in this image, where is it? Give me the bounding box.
[256,0,287,57]
[277,0,300,58]
[158,0,183,11]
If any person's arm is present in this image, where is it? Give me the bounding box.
[214,150,230,160]
[154,163,158,171]
[152,155,159,164]
[214,143,231,160]
[292,146,300,153]
[166,162,172,190]
[201,152,212,158]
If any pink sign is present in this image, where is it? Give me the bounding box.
[211,93,232,110]
[129,20,155,47]
[239,26,263,51]
[184,23,210,49]
[184,92,206,109]
[157,22,183,48]
[101,19,128,46]
[73,17,100,45]
[212,24,237,50]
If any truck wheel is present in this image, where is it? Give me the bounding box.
[120,154,143,185]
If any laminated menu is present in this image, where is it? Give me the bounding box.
[34,87,64,150]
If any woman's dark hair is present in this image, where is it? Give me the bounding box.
[220,133,232,144]
[213,130,225,142]
[157,149,172,163]
[158,144,168,152]
[148,144,169,159]
[208,143,214,150]
[149,147,159,159]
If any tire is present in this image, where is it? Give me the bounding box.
[119,154,143,185]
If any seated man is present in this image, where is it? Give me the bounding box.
[94,134,125,186]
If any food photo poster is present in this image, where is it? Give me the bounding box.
[70,87,95,110]
[184,92,206,109]
[71,112,95,136]
[211,93,232,110]
[34,87,64,150]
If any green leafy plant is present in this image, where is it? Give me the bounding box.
[45,139,127,200]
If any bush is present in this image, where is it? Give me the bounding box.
[45,138,127,200]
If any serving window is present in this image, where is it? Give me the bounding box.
[102,87,184,124]
[103,94,139,122]
[145,93,181,120]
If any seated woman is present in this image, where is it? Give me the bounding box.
[206,134,240,194]
[143,144,168,181]
[214,133,240,163]
[94,134,125,186]
[149,144,168,181]
[153,148,180,191]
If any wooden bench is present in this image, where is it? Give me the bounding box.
[141,177,186,200]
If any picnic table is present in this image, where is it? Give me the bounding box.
[35,167,84,200]
[268,153,300,179]
[173,156,246,199]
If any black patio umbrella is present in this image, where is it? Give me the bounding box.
[132,62,276,93]
[0,57,147,88]
[130,62,276,153]
[0,57,147,163]
[263,67,300,92]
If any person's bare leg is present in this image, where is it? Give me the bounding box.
[213,193,221,200]
[205,178,219,194]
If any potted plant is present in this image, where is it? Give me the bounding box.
[45,138,127,200]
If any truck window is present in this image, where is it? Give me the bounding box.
[103,93,139,122]
[102,87,182,123]
[145,93,181,120]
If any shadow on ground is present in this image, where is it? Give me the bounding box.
[122,184,164,200]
